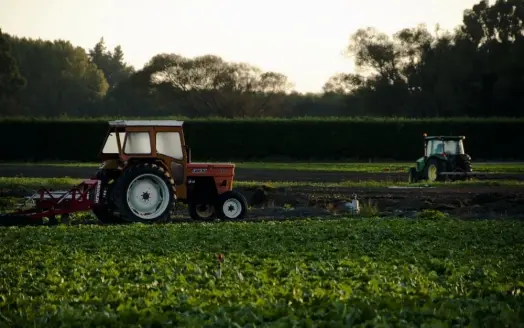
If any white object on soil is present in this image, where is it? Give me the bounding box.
[344,194,360,215]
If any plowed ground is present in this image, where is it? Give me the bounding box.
[0,165,523,221]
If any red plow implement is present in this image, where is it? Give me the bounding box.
[0,179,102,226]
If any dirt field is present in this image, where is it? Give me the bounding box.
[236,184,524,220]
[1,165,523,222]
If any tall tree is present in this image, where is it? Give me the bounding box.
[324,0,524,117]
[89,38,134,90]
[7,36,109,116]
[0,28,26,115]
[458,0,524,116]
[109,53,294,117]
[322,73,364,94]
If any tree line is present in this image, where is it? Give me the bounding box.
[1,0,523,118]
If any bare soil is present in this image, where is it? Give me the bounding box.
[1,165,523,221]
[235,185,524,220]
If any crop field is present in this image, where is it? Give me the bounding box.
[1,161,523,326]
[1,216,524,326]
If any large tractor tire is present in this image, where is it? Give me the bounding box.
[92,169,124,224]
[111,162,176,224]
[424,158,445,182]
[216,190,248,220]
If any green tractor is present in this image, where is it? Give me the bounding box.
[408,134,486,183]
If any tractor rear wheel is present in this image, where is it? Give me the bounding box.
[216,191,248,220]
[112,163,176,224]
[424,158,444,182]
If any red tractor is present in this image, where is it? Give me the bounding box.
[0,120,248,226]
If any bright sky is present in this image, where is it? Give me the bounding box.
[0,0,481,93]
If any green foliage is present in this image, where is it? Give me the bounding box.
[416,209,450,220]
[2,1,524,118]
[88,37,134,90]
[0,218,523,326]
[336,0,524,117]
[0,118,522,161]
[3,35,108,116]
[358,199,380,217]
[102,53,295,117]
[0,28,26,112]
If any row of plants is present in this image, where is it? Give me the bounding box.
[0,217,522,326]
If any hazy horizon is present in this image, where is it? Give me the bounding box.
[0,0,481,93]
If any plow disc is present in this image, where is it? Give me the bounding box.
[0,179,102,227]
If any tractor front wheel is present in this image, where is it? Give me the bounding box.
[112,163,176,224]
[188,203,216,220]
[424,158,444,182]
[216,191,248,220]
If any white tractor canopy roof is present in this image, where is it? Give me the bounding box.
[108,120,184,127]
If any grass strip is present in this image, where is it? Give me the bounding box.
[0,177,522,194]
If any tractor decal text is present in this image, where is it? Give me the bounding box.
[95,180,101,204]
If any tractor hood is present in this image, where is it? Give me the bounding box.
[186,162,235,176]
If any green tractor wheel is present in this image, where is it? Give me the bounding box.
[424,158,443,182]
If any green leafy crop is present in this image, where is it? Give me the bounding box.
[0,218,523,327]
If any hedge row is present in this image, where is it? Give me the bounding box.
[1,118,522,161]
